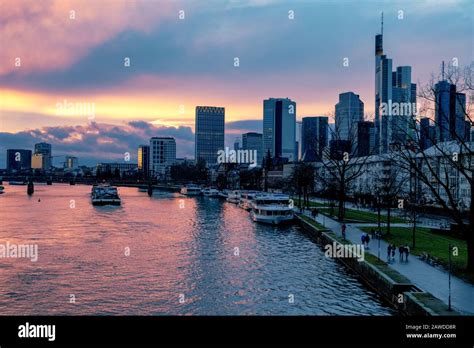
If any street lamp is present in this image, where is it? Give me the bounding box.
[448,243,453,311]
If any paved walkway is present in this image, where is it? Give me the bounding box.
[301,210,474,315]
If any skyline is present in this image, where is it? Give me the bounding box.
[0,0,472,166]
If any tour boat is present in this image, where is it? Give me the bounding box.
[202,187,220,197]
[91,184,121,206]
[238,190,261,210]
[180,184,202,196]
[250,193,294,225]
[226,190,241,204]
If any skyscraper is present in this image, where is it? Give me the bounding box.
[435,77,467,142]
[301,116,328,161]
[375,15,392,154]
[420,117,436,150]
[335,92,364,142]
[357,121,375,157]
[34,142,52,170]
[195,106,225,165]
[149,137,176,178]
[242,132,263,166]
[295,121,302,161]
[375,15,416,153]
[6,149,32,172]
[138,145,150,178]
[263,98,296,162]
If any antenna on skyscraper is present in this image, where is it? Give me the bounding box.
[442,61,445,80]
[381,12,384,35]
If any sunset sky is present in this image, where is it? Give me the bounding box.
[0,0,472,166]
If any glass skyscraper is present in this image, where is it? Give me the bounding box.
[195,106,225,165]
[335,92,364,142]
[263,98,296,162]
[435,79,467,142]
[301,116,328,161]
[242,132,263,166]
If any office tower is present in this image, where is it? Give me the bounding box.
[64,156,79,169]
[31,153,43,169]
[34,142,52,170]
[375,14,392,154]
[295,121,302,161]
[335,92,364,142]
[301,116,328,161]
[420,117,436,150]
[6,149,32,172]
[242,132,263,166]
[435,75,467,142]
[233,137,241,151]
[387,66,416,150]
[150,137,176,178]
[195,106,225,165]
[375,15,417,153]
[357,121,375,157]
[138,145,150,177]
[263,98,296,162]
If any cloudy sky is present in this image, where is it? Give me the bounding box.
[0,0,472,166]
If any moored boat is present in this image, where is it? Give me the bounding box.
[180,184,202,196]
[202,187,220,197]
[218,189,229,199]
[238,190,260,210]
[250,193,294,225]
[226,190,241,204]
[9,180,27,185]
[91,184,121,205]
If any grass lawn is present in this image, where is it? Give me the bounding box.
[320,207,407,224]
[360,226,472,284]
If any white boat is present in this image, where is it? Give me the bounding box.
[9,180,26,185]
[202,187,220,197]
[250,193,294,225]
[180,184,202,196]
[91,184,121,205]
[0,185,4,194]
[226,190,241,204]
[218,189,229,199]
[238,190,260,210]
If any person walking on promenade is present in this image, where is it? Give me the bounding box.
[341,223,346,240]
[404,245,410,261]
[399,245,405,261]
[365,233,370,248]
[370,228,375,240]
[391,244,396,261]
[387,244,392,262]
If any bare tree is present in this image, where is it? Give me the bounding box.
[394,62,474,271]
[315,115,373,221]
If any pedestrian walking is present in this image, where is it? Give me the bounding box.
[405,245,410,260]
[370,228,375,240]
[341,224,346,240]
[387,244,392,262]
[365,233,370,248]
[391,244,396,260]
[399,245,404,261]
